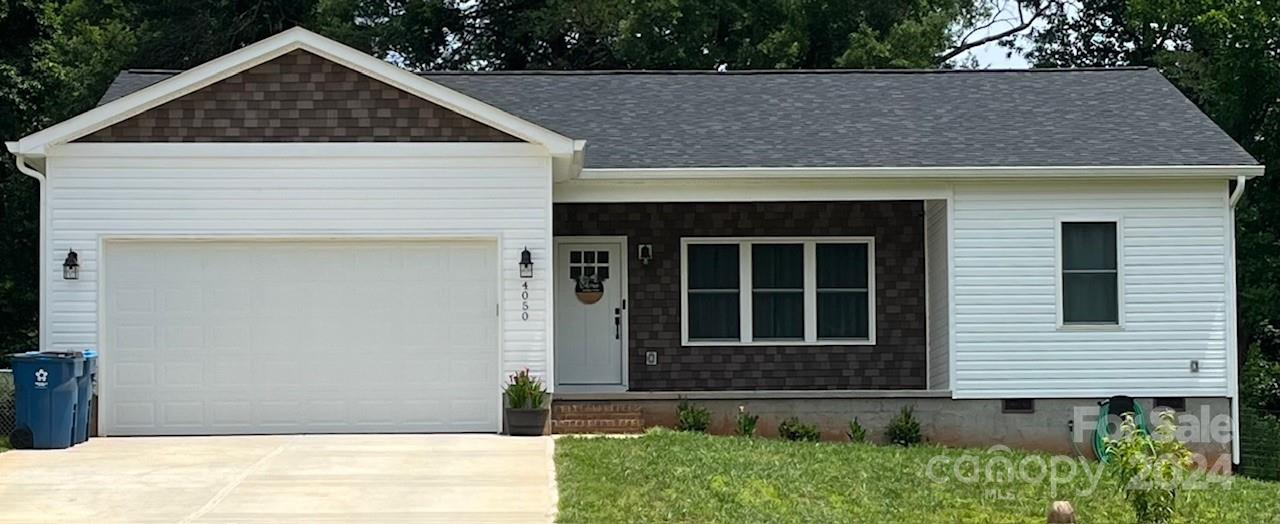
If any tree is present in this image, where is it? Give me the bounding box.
[452,0,1043,70]
[0,0,371,360]
[1024,0,1280,361]
[0,0,1049,360]
[0,0,65,359]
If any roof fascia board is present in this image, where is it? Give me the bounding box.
[16,27,575,157]
[46,142,549,158]
[577,165,1265,180]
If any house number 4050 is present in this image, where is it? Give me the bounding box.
[521,282,530,321]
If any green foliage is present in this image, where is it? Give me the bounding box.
[734,405,758,437]
[1242,343,1280,412]
[675,398,710,432]
[845,417,867,443]
[1104,411,1195,524]
[1026,0,1280,366]
[0,0,1021,360]
[1239,408,1280,481]
[554,430,1280,524]
[1240,344,1280,479]
[459,0,979,70]
[502,368,545,409]
[776,417,820,442]
[885,405,922,446]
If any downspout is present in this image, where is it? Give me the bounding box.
[1230,175,1247,207]
[1227,175,1246,466]
[7,145,46,352]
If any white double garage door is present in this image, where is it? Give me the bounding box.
[101,239,500,436]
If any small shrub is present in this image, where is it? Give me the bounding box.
[734,405,759,437]
[845,417,867,443]
[1105,410,1194,524]
[885,405,923,446]
[676,398,710,432]
[778,417,821,442]
[503,368,545,409]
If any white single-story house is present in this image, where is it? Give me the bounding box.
[8,28,1261,464]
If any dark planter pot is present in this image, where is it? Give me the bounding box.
[506,407,549,436]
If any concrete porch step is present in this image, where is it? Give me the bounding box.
[551,417,645,434]
[551,402,645,434]
[552,402,645,414]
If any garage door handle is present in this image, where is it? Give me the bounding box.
[614,308,621,339]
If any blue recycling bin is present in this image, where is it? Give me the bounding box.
[73,350,98,445]
[10,352,83,449]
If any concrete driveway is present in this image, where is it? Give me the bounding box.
[0,435,556,523]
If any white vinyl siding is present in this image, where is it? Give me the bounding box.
[951,179,1231,398]
[925,199,950,390]
[42,143,554,406]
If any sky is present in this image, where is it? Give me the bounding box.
[947,2,1040,69]
[962,40,1032,68]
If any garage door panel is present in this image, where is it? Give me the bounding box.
[103,240,499,436]
[113,403,156,429]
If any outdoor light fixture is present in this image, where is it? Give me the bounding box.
[62,249,80,280]
[637,244,653,266]
[519,247,534,278]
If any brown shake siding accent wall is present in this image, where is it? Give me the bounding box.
[554,202,927,390]
[78,50,519,142]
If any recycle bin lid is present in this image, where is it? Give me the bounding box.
[82,349,97,358]
[11,351,86,361]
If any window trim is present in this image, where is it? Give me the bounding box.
[681,237,876,346]
[1055,217,1125,330]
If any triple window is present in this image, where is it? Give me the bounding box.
[682,238,874,345]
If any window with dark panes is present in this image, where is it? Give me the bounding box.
[752,244,804,340]
[817,243,870,339]
[687,244,740,340]
[1061,222,1119,324]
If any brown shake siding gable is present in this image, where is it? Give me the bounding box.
[78,50,519,143]
[554,202,928,391]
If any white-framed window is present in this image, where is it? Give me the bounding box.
[1057,220,1122,327]
[681,237,875,346]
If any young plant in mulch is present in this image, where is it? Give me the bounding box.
[735,405,759,437]
[885,405,923,446]
[846,417,868,443]
[676,397,710,433]
[778,417,821,442]
[1105,410,1194,524]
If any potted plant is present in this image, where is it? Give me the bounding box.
[504,368,548,436]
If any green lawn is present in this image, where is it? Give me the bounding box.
[555,430,1280,523]
[0,436,8,452]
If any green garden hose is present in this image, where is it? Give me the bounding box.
[1093,398,1150,462]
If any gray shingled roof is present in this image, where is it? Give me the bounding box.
[98,68,1257,169]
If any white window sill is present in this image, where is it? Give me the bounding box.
[682,339,875,347]
[1057,323,1123,332]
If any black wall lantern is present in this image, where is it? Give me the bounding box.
[62,249,80,280]
[519,247,534,278]
[637,244,653,266]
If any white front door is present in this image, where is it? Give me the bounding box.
[554,239,625,387]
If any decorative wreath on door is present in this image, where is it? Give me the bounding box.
[575,274,605,304]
